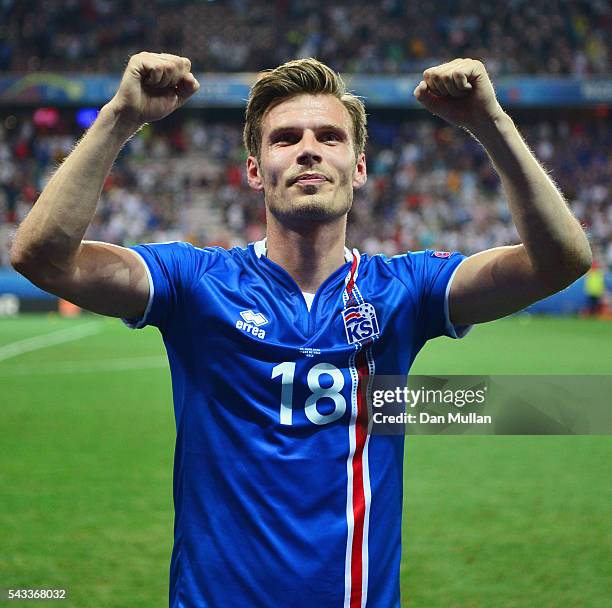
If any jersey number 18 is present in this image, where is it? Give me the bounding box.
[271,362,347,426]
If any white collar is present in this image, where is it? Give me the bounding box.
[253,238,353,263]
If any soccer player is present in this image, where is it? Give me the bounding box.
[11,53,591,607]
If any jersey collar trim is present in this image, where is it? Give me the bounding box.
[253,238,355,263]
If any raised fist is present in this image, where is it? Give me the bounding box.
[413,58,503,133]
[107,52,200,127]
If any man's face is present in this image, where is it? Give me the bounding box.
[246,93,367,225]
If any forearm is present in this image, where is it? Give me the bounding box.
[471,112,591,281]
[11,104,140,274]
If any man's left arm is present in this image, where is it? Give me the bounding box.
[414,59,592,325]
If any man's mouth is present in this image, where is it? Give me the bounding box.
[291,173,330,186]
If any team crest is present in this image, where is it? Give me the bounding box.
[342,302,380,345]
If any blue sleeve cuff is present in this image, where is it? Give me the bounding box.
[122,248,155,330]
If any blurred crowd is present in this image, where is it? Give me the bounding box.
[1,110,610,269]
[0,0,609,76]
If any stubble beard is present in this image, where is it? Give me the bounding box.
[265,172,353,226]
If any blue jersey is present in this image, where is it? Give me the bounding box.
[126,240,469,608]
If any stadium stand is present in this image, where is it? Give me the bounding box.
[0,0,609,75]
[0,1,609,313]
[0,110,610,267]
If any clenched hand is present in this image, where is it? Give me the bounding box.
[107,52,200,128]
[413,58,504,133]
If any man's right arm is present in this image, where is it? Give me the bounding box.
[10,52,200,319]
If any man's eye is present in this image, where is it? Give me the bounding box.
[322,132,342,142]
[273,134,298,144]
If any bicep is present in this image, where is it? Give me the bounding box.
[33,241,150,319]
[449,245,559,326]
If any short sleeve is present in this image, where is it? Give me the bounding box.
[415,250,472,341]
[123,241,218,330]
[390,249,472,342]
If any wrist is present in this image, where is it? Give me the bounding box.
[466,107,513,142]
[98,102,144,142]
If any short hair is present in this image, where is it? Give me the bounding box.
[243,58,367,160]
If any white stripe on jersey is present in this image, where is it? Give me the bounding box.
[344,348,359,608]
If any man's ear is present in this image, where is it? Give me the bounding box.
[352,152,367,190]
[246,156,264,191]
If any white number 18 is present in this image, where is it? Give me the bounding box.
[271,362,347,426]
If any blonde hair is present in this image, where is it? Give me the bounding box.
[243,58,367,160]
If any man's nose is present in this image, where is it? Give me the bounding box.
[296,132,322,165]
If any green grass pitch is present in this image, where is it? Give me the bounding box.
[1,315,610,607]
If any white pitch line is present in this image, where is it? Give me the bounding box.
[0,355,168,376]
[0,322,102,363]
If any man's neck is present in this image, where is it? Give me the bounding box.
[265,214,349,293]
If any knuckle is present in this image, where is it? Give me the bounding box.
[147,66,162,81]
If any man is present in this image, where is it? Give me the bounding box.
[583,258,605,316]
[11,53,590,607]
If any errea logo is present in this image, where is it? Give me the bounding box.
[240,310,268,326]
[236,309,268,339]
